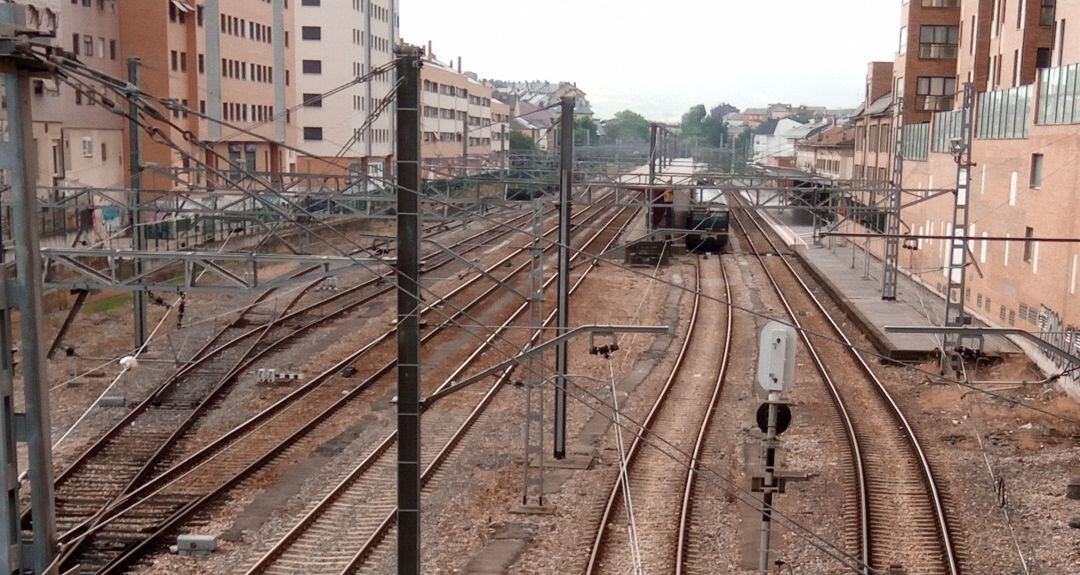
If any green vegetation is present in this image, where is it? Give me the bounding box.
[509,131,537,152]
[602,110,650,144]
[83,294,132,315]
[680,103,735,148]
[574,116,598,146]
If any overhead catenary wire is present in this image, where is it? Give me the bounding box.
[41,50,1080,428]
[31,50,1071,575]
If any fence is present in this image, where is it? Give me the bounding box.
[977,85,1033,139]
[932,109,964,153]
[1037,63,1080,125]
[902,122,930,161]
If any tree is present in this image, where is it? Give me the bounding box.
[681,104,708,143]
[710,103,739,120]
[603,110,650,144]
[509,131,537,152]
[574,116,598,146]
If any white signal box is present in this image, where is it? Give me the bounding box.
[757,321,797,392]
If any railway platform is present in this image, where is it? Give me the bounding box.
[756,207,1021,362]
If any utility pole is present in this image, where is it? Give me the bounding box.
[942,83,977,375]
[647,123,658,236]
[553,95,575,460]
[521,199,546,506]
[128,57,147,349]
[462,107,469,178]
[0,5,58,572]
[882,98,905,300]
[394,44,423,575]
[501,123,507,175]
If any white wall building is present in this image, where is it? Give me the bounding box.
[752,118,803,162]
[292,0,398,180]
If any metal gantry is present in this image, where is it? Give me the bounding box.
[943,83,978,374]
[0,5,58,573]
[881,98,906,301]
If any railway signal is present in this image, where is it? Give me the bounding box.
[754,321,797,575]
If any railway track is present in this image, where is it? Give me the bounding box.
[237,203,635,575]
[728,194,962,575]
[240,206,639,575]
[58,197,626,573]
[48,205,544,541]
[583,255,731,575]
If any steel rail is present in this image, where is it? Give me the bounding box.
[726,195,872,573]
[63,197,622,573]
[732,194,959,575]
[331,207,640,575]
[49,203,545,543]
[583,261,704,574]
[674,255,732,574]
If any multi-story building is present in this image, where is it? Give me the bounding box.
[794,124,855,180]
[292,0,398,182]
[852,62,896,183]
[419,53,507,178]
[19,0,125,193]
[118,0,295,191]
[893,0,962,125]
[961,0,1055,90]
[849,0,1080,391]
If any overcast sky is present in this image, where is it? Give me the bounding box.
[400,0,901,121]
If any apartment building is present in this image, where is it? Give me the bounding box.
[15,0,126,193]
[853,62,896,183]
[894,0,963,124]
[794,124,855,180]
[419,54,507,179]
[293,0,398,183]
[849,0,1079,382]
[118,0,294,191]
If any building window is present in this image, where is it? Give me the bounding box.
[303,127,323,140]
[1036,47,1052,69]
[919,25,959,59]
[170,50,178,71]
[922,0,959,6]
[1030,154,1044,188]
[1023,227,1035,262]
[916,77,956,111]
[302,0,321,4]
[83,35,93,56]
[898,26,908,54]
[180,51,187,72]
[301,26,321,40]
[1040,0,1056,26]
[302,60,321,74]
[109,39,117,60]
[302,93,323,107]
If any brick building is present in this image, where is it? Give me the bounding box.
[853,62,896,183]
[849,0,1080,386]
[118,0,295,192]
[893,0,963,124]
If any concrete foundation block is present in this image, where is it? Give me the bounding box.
[1067,477,1080,500]
[176,534,216,557]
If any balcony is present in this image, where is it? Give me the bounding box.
[919,43,958,59]
[916,94,955,112]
